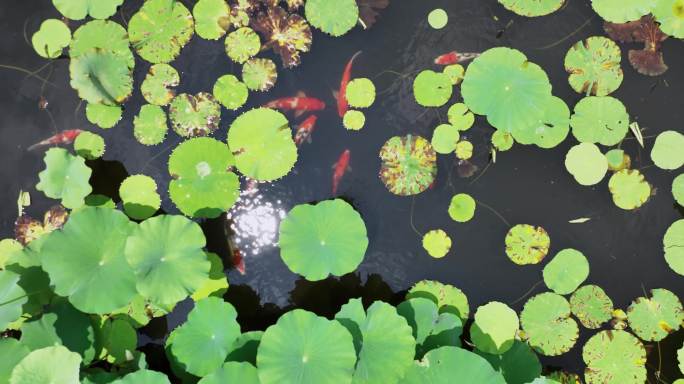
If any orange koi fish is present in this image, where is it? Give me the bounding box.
[434,51,481,65]
[232,248,246,275]
[294,115,318,146]
[264,91,326,118]
[28,129,83,151]
[337,51,362,117]
[332,149,351,195]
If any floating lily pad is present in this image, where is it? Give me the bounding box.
[0,270,27,330]
[242,58,278,92]
[526,96,571,148]
[134,104,168,146]
[32,19,71,59]
[113,370,171,384]
[627,288,683,341]
[119,175,161,220]
[345,78,376,108]
[305,0,359,36]
[128,0,194,63]
[36,148,92,209]
[401,346,506,384]
[379,135,437,196]
[193,0,231,40]
[471,302,519,355]
[225,27,261,64]
[343,110,366,131]
[564,143,608,186]
[169,137,239,218]
[422,229,452,258]
[228,108,297,181]
[397,297,463,358]
[608,169,651,210]
[86,103,122,129]
[428,8,448,29]
[606,148,631,171]
[9,345,81,384]
[447,103,475,131]
[455,140,474,160]
[664,219,684,276]
[70,50,133,106]
[504,224,550,265]
[279,199,368,281]
[492,131,514,151]
[564,36,623,96]
[498,0,565,16]
[443,64,465,85]
[521,292,578,356]
[570,96,629,146]
[197,362,259,384]
[476,340,542,384]
[448,193,476,223]
[431,124,460,154]
[257,309,357,384]
[214,74,248,110]
[70,20,134,69]
[74,131,105,160]
[0,339,29,383]
[543,249,589,295]
[592,0,657,23]
[53,0,123,20]
[651,130,684,170]
[406,280,470,320]
[570,285,613,329]
[653,0,684,38]
[141,64,179,106]
[582,330,646,384]
[169,93,221,137]
[252,5,312,68]
[413,70,453,107]
[673,174,684,207]
[191,252,229,301]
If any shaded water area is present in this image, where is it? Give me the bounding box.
[2,0,684,380]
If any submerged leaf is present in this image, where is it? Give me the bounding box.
[504,224,550,265]
[128,0,195,64]
[357,0,390,29]
[564,36,623,96]
[379,135,437,196]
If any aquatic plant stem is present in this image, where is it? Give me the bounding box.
[469,160,492,186]
[475,199,510,227]
[0,64,56,86]
[408,196,423,238]
[509,280,543,306]
[536,16,595,50]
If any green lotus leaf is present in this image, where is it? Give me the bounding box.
[100,317,138,364]
[84,194,115,208]
[141,64,179,106]
[228,108,297,181]
[343,110,366,130]
[9,345,81,384]
[401,346,506,384]
[128,0,194,64]
[305,0,359,36]
[70,49,133,106]
[564,36,623,96]
[591,0,657,23]
[36,148,92,209]
[406,280,470,320]
[520,292,578,356]
[0,270,27,330]
[543,248,589,295]
[462,47,552,134]
[191,252,229,301]
[119,174,161,220]
[447,103,475,131]
[169,93,221,137]
[109,294,167,329]
[422,229,452,258]
[197,362,259,384]
[70,20,134,69]
[226,331,263,365]
[673,174,684,207]
[379,135,437,196]
[431,124,460,154]
[86,103,122,129]
[471,301,519,355]
[257,309,357,384]
[168,297,240,377]
[32,19,71,59]
[125,214,209,306]
[0,239,22,269]
[569,96,629,146]
[627,288,683,341]
[413,70,453,107]
[74,131,105,160]
[448,193,476,223]
[492,131,514,151]
[651,130,684,170]
[346,78,376,108]
[455,140,473,160]
[214,74,249,110]
[504,224,550,265]
[242,58,278,91]
[53,0,123,20]
[653,0,684,38]
[428,8,448,29]
[334,299,416,384]
[193,0,231,40]
[279,199,368,281]
[134,104,168,146]
[225,27,261,64]
[168,137,239,218]
[606,148,630,171]
[570,285,614,329]
[523,96,570,149]
[40,207,137,314]
[112,370,171,384]
[608,169,651,210]
[396,297,463,358]
[582,330,646,384]
[3,264,52,323]
[498,0,565,16]
[664,219,684,276]
[476,340,542,384]
[0,339,29,383]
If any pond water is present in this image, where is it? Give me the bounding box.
[1,0,684,380]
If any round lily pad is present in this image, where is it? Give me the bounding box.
[504,224,550,265]
[672,174,684,207]
[476,340,542,384]
[119,175,161,220]
[343,110,366,130]
[134,104,168,146]
[651,130,684,170]
[86,103,122,129]
[570,285,613,329]
[128,0,194,64]
[521,292,579,356]
[9,345,81,384]
[592,0,657,23]
[0,270,27,330]
[379,135,437,196]
[653,0,684,38]
[664,219,684,276]
[53,0,123,20]
[428,9,448,29]
[570,96,629,146]
[564,36,623,96]
[228,108,297,181]
[242,58,278,92]
[447,103,475,131]
[423,229,452,258]
[278,199,368,281]
[190,252,229,302]
[413,70,453,107]
[492,131,514,151]
[582,330,646,384]
[225,27,261,64]
[113,370,171,384]
[305,0,359,37]
[565,143,608,186]
[498,0,565,16]
[197,362,259,384]
[455,140,474,160]
[141,64,179,106]
[608,169,651,210]
[193,0,231,40]
[627,288,683,341]
[70,50,133,106]
[74,131,105,160]
[168,137,240,218]
[257,309,357,384]
[471,301,519,355]
[169,93,221,137]
[213,74,249,110]
[70,20,134,69]
[443,64,465,85]
[32,19,71,59]
[525,96,571,149]
[606,148,631,171]
[448,193,476,222]
[406,280,470,320]
[431,124,460,154]
[36,148,92,209]
[345,78,376,108]
[401,346,506,384]
[396,298,463,357]
[543,248,589,295]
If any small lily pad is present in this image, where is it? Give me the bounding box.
[379,135,437,196]
[406,280,470,320]
[448,193,476,223]
[592,0,657,23]
[413,70,453,107]
[606,148,631,171]
[582,330,646,384]
[543,248,589,295]
[471,301,519,355]
[447,103,475,131]
[213,74,249,110]
[169,93,221,137]
[305,0,359,37]
[134,104,168,146]
[564,36,623,96]
[651,130,684,170]
[526,96,571,149]
[521,292,579,356]
[492,131,514,151]
[428,8,448,29]
[141,64,180,106]
[422,229,451,258]
[53,0,124,20]
[664,219,684,276]
[32,19,71,59]
[343,110,366,131]
[570,96,629,146]
[443,64,465,85]
[225,27,261,64]
[498,0,565,16]
[565,143,608,186]
[455,140,473,160]
[505,224,550,265]
[627,288,683,341]
[672,174,684,207]
[431,124,460,154]
[345,78,376,108]
[570,285,613,329]
[242,58,278,92]
[86,103,122,129]
[608,169,651,210]
[193,0,231,40]
[119,175,161,220]
[128,0,194,64]
[36,148,92,209]
[653,0,684,38]
[74,131,105,160]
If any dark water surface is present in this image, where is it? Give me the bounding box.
[2,0,684,380]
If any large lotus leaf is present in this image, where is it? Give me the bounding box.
[476,340,542,384]
[101,317,137,364]
[379,135,437,196]
[36,148,92,210]
[70,20,134,69]
[9,345,81,384]
[305,0,359,36]
[32,19,71,59]
[0,339,29,383]
[582,330,646,384]
[406,280,470,320]
[608,169,651,210]
[112,370,171,384]
[70,50,133,106]
[400,346,506,384]
[413,70,453,108]
[542,248,589,295]
[570,285,613,329]
[134,105,168,146]
[653,0,684,38]
[168,297,241,377]
[226,331,263,365]
[517,96,570,149]
[664,220,684,276]
[279,199,368,281]
[53,0,123,20]
[125,215,209,306]
[4,263,52,321]
[564,36,623,96]
[471,302,519,355]
[141,64,179,106]
[627,288,683,341]
[651,130,684,170]
[228,108,297,181]
[198,362,259,384]
[193,0,231,40]
[592,0,657,23]
[335,299,416,384]
[191,252,229,301]
[169,93,221,137]
[504,224,550,265]
[520,292,578,356]
[168,137,240,218]
[0,270,27,330]
[462,47,552,134]
[39,207,137,314]
[242,58,278,92]
[498,0,565,17]
[397,298,463,358]
[569,96,629,146]
[564,143,608,186]
[257,309,357,384]
[128,0,194,63]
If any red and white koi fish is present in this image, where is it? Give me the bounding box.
[337,51,362,117]
[263,91,326,118]
[294,115,318,146]
[434,51,481,65]
[232,248,246,275]
[332,149,351,195]
[28,129,83,151]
